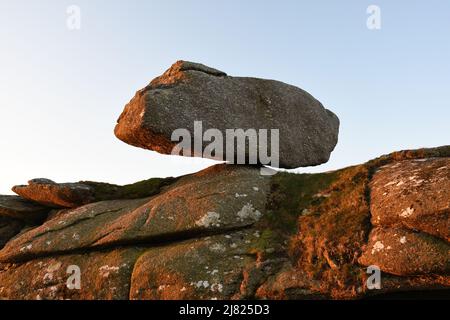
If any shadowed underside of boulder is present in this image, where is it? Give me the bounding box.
[0,146,448,300]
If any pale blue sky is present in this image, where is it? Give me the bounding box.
[1,1,449,194]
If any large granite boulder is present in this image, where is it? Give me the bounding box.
[114,61,339,169]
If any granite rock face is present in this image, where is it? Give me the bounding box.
[0,216,23,249]
[0,146,448,300]
[12,179,95,208]
[358,156,450,279]
[114,61,340,169]
[359,227,449,276]
[0,165,270,263]
[0,195,50,224]
[0,248,143,300]
[369,158,449,241]
[0,195,50,249]
[11,177,176,209]
[130,230,281,300]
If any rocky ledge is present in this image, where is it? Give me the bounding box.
[0,146,448,300]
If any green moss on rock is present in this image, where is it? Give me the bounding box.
[82,177,177,202]
[262,171,339,235]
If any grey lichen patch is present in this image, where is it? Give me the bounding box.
[371,241,385,255]
[195,212,222,228]
[99,265,121,278]
[209,242,226,253]
[399,207,414,218]
[236,203,262,222]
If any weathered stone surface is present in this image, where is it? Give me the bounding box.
[0,195,50,224]
[0,198,148,262]
[12,177,176,209]
[0,248,143,300]
[359,227,450,276]
[130,229,286,300]
[280,147,450,298]
[0,165,269,263]
[12,179,95,208]
[255,266,331,300]
[81,176,176,202]
[370,158,449,241]
[0,216,23,249]
[366,274,450,298]
[0,146,449,300]
[114,60,339,169]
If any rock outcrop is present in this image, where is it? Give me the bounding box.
[0,216,23,249]
[114,61,340,169]
[0,146,448,299]
[0,195,51,248]
[12,179,95,208]
[368,158,449,241]
[358,157,449,277]
[0,165,269,263]
[12,177,176,208]
[2,60,447,300]
[359,228,449,276]
[0,195,49,223]
[0,249,143,300]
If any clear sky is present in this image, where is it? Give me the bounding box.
[1,1,449,194]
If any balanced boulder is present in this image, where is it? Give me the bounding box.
[114,61,339,169]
